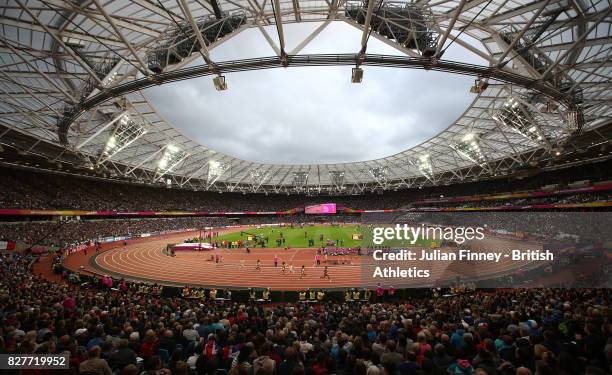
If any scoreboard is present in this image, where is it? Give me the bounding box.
[305,203,336,214]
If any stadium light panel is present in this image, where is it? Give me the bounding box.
[106,136,116,149]
[100,114,147,163]
[292,172,309,190]
[492,96,549,147]
[156,145,187,177]
[329,171,346,191]
[369,166,389,188]
[450,133,487,166]
[206,160,230,188]
[249,169,269,190]
[414,154,434,181]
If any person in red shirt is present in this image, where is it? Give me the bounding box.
[415,332,432,366]
[139,330,159,359]
[376,283,384,299]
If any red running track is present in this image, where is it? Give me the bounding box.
[63,228,543,291]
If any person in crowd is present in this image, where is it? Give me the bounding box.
[79,346,112,375]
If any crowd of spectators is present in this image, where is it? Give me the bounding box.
[0,215,369,248]
[0,162,610,375]
[412,192,612,209]
[1,209,610,251]
[1,159,610,212]
[394,212,610,245]
[0,217,231,248]
[0,251,610,375]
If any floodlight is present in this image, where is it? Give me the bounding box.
[100,114,147,162]
[329,171,346,190]
[450,133,487,165]
[470,78,489,94]
[157,145,187,176]
[414,155,434,180]
[106,136,116,149]
[206,160,229,188]
[352,67,363,83]
[292,172,309,188]
[492,96,549,146]
[369,166,389,183]
[563,109,584,133]
[213,75,227,91]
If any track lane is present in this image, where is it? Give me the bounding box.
[64,229,543,290]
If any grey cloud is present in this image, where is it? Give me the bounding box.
[144,22,485,164]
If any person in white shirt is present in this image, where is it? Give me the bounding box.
[182,323,199,343]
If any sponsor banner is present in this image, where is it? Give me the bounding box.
[0,209,298,216]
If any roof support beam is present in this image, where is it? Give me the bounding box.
[539,36,612,52]
[92,0,150,75]
[485,0,552,24]
[435,0,467,58]
[0,39,77,102]
[359,0,376,54]
[541,6,612,79]
[495,0,551,65]
[76,111,127,150]
[177,0,215,66]
[42,0,160,37]
[289,18,333,55]
[209,0,224,19]
[0,17,125,48]
[291,0,301,22]
[0,71,61,117]
[256,21,281,56]
[429,24,495,63]
[131,0,183,22]
[14,0,104,85]
[272,0,286,55]
[125,147,164,175]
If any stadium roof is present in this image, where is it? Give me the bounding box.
[0,0,611,194]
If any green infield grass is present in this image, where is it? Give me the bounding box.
[213,224,435,248]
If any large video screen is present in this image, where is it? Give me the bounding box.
[305,203,337,214]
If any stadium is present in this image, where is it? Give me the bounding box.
[1,0,611,374]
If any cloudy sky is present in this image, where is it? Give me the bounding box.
[144,22,487,164]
